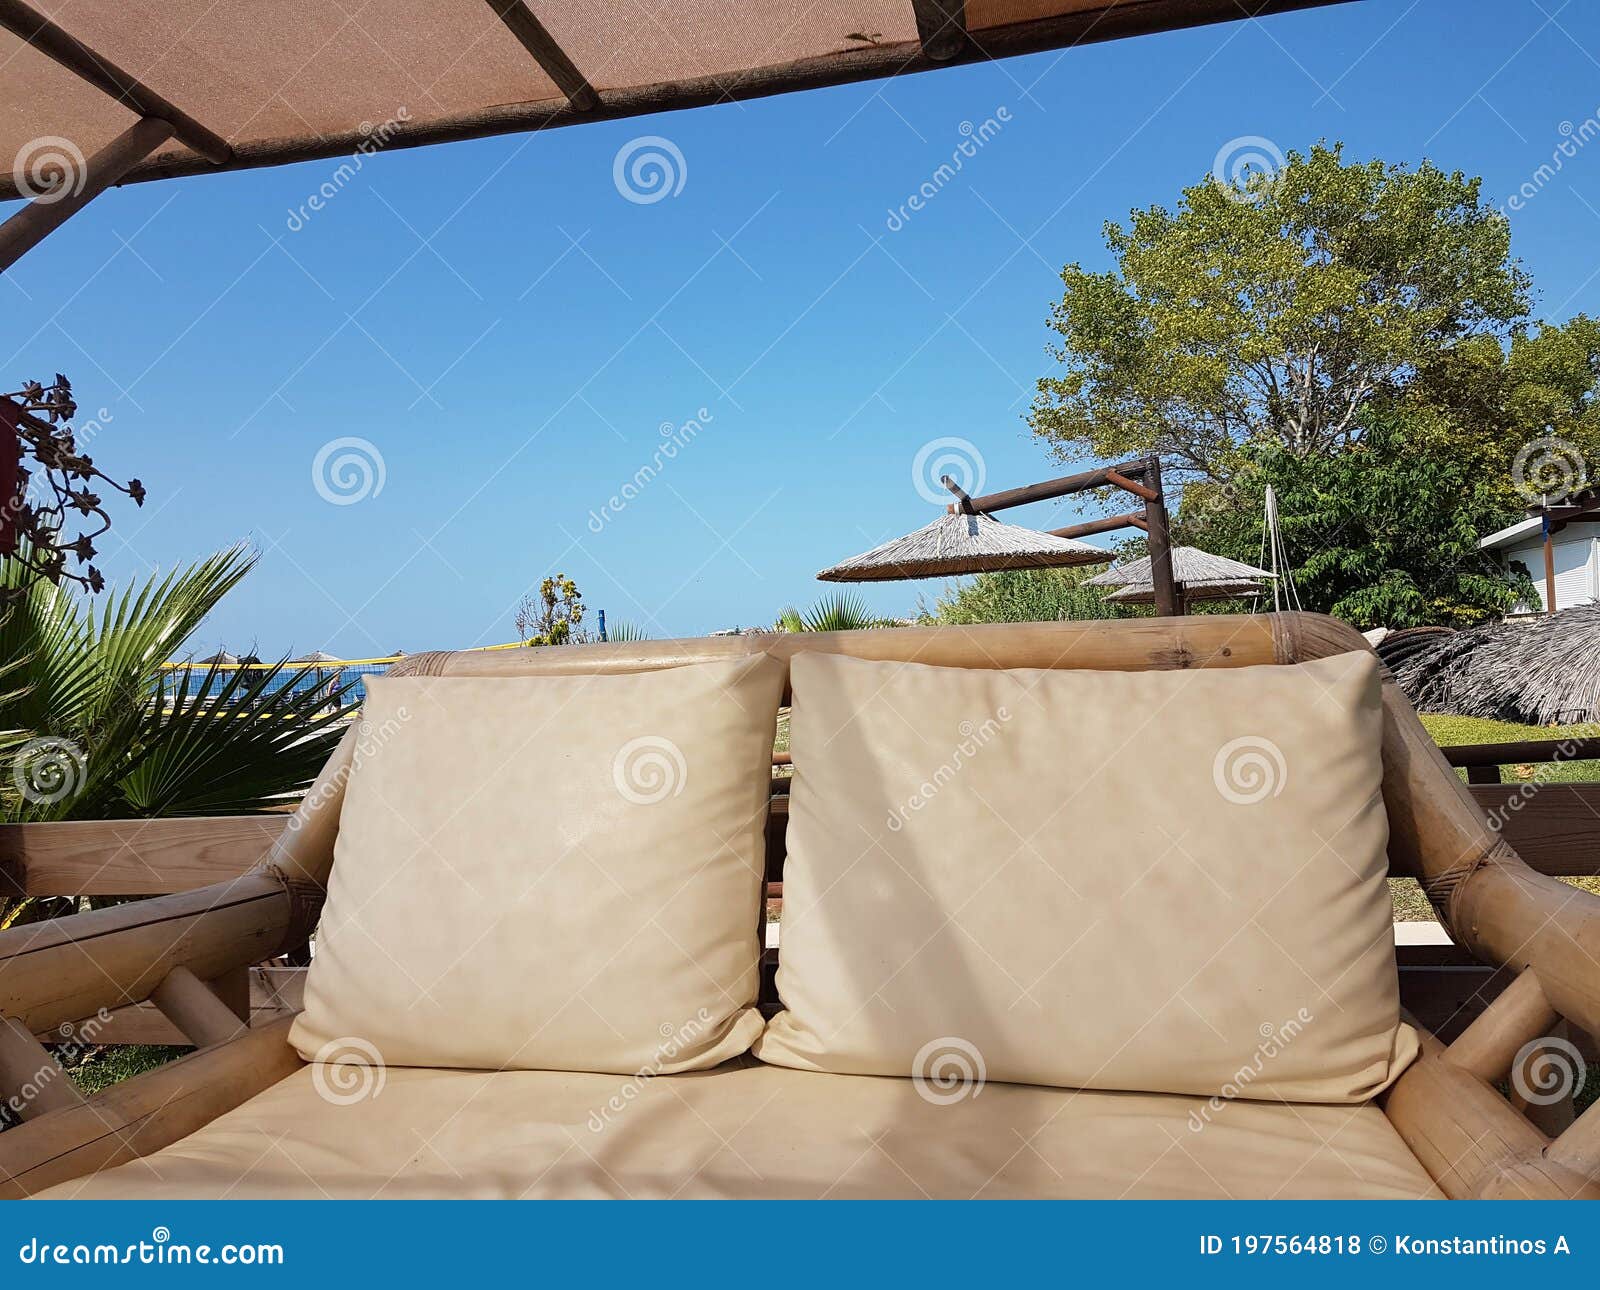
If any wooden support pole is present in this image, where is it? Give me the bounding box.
[1048,510,1145,540]
[0,1016,84,1120]
[484,0,597,110]
[1543,510,1558,615]
[942,474,977,514]
[0,117,174,272]
[910,0,968,61]
[0,0,230,163]
[1446,969,1557,1082]
[150,965,249,1048]
[1141,454,1180,617]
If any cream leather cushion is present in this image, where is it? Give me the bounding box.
[40,1062,1440,1200]
[756,650,1418,1102]
[291,655,785,1074]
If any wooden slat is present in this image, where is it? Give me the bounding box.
[1471,784,1600,876]
[0,815,286,897]
[483,0,597,109]
[0,0,230,162]
[1444,738,1600,768]
[911,0,968,60]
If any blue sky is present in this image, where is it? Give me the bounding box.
[6,0,1600,657]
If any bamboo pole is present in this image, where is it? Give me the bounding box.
[0,117,175,271]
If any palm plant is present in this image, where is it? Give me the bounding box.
[0,543,352,929]
[775,592,898,633]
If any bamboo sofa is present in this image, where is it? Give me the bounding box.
[2,613,1598,1200]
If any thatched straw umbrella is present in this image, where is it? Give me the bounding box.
[1087,546,1272,604]
[817,510,1111,583]
[1391,605,1600,726]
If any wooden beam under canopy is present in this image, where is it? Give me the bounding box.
[0,117,174,271]
[484,0,597,111]
[910,0,969,61]
[0,0,230,164]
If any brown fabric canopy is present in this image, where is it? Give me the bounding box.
[819,510,1111,582]
[0,0,1353,201]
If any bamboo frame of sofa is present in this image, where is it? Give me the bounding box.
[1,612,1597,1199]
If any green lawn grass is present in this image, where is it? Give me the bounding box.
[1395,714,1600,920]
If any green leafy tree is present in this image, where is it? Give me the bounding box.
[516,574,586,646]
[1184,413,1533,629]
[1030,144,1532,484]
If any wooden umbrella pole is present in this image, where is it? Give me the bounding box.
[1142,454,1180,616]
[0,117,175,272]
[941,475,977,514]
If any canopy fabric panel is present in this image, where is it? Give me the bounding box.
[0,0,1353,201]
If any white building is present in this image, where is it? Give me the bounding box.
[1479,490,1600,613]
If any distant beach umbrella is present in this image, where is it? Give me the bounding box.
[291,650,341,664]
[196,650,239,666]
[818,511,1112,583]
[1089,546,1273,603]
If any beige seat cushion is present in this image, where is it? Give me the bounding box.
[756,651,1418,1102]
[38,1061,1440,1200]
[291,655,785,1074]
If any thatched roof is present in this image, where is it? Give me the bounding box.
[1391,605,1600,725]
[0,1,1354,201]
[291,650,341,663]
[195,650,239,666]
[1086,547,1273,600]
[818,511,1112,583]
